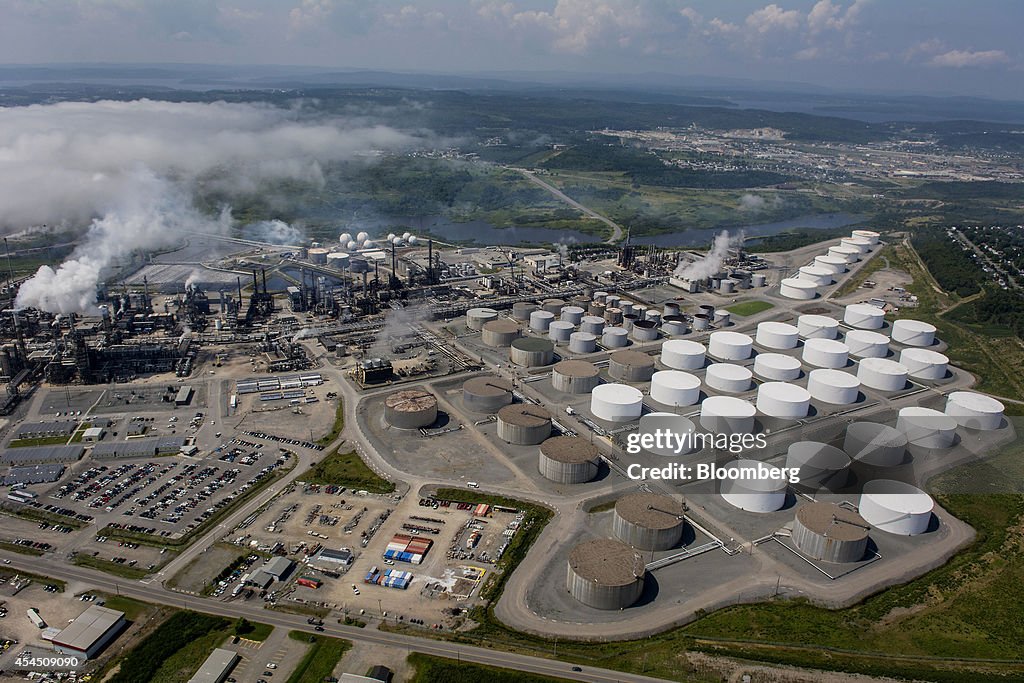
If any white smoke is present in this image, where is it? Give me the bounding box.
[555,235,577,261]
[738,193,782,213]
[2,98,421,313]
[369,304,429,358]
[242,219,305,245]
[672,230,745,281]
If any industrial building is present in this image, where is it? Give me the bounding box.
[3,463,65,485]
[187,648,239,683]
[262,556,294,580]
[0,444,84,465]
[316,548,354,565]
[51,606,126,660]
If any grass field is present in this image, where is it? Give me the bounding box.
[302,447,395,494]
[286,631,352,683]
[724,300,774,316]
[0,541,44,556]
[105,611,231,683]
[317,399,345,446]
[72,554,150,580]
[97,595,153,622]
[407,653,574,683]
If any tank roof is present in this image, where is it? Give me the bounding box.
[482,319,520,333]
[796,502,869,541]
[615,493,685,529]
[464,376,512,397]
[497,404,551,427]
[384,389,436,411]
[553,360,599,378]
[568,539,645,586]
[609,350,655,368]
[511,337,555,351]
[540,436,599,463]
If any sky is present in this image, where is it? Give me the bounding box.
[0,0,1021,99]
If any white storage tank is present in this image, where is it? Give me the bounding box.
[797,314,839,339]
[814,255,848,274]
[591,384,644,423]
[661,340,706,370]
[630,320,659,341]
[713,309,731,326]
[691,314,710,331]
[699,396,756,435]
[899,348,949,380]
[466,307,498,331]
[851,229,881,245]
[807,369,860,404]
[802,338,850,368]
[757,382,811,418]
[548,321,575,343]
[510,337,555,367]
[844,422,908,467]
[752,273,767,287]
[644,310,662,324]
[720,459,788,513]
[844,329,890,358]
[857,358,909,391]
[756,322,799,349]
[580,316,605,335]
[720,279,737,294]
[705,363,753,393]
[897,407,958,449]
[786,442,851,491]
[945,392,1005,430]
[663,301,682,317]
[840,236,873,253]
[560,306,585,325]
[779,278,818,300]
[650,371,701,407]
[891,319,937,347]
[708,331,753,360]
[568,332,598,354]
[529,310,555,332]
[844,303,885,330]
[552,360,600,394]
[858,480,933,536]
[753,353,802,381]
[798,266,834,286]
[828,245,861,263]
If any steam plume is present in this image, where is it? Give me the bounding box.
[672,230,745,281]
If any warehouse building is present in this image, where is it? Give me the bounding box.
[51,606,126,660]
[3,463,65,485]
[14,421,78,440]
[263,556,294,580]
[0,444,84,465]
[187,648,239,683]
[316,548,354,565]
[175,385,195,406]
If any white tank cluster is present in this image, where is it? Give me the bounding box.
[944,392,1005,430]
[829,245,861,263]
[720,459,788,513]
[699,396,756,435]
[857,357,909,391]
[548,321,575,343]
[844,422,907,467]
[844,330,890,358]
[756,382,811,418]
[897,407,958,449]
[591,384,644,422]
[803,338,850,368]
[851,229,881,244]
[779,278,818,300]
[753,353,802,381]
[797,314,839,339]
[786,442,850,491]
[529,310,555,332]
[705,363,752,393]
[891,319,937,347]
[807,369,860,404]
[899,348,949,380]
[660,340,706,370]
[650,371,701,406]
[844,303,885,330]
[708,331,753,360]
[840,236,873,253]
[814,255,847,274]
[798,266,834,287]
[858,480,933,536]
[756,322,799,349]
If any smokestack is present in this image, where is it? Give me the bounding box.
[252,269,258,295]
[428,239,433,285]
[391,245,397,290]
[261,268,267,295]
[237,276,242,309]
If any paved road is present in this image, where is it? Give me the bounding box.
[0,553,674,683]
[514,169,625,244]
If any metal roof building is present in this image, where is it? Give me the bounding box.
[175,385,195,406]
[90,437,186,459]
[263,556,294,579]
[3,463,65,485]
[316,548,354,565]
[15,421,78,439]
[187,648,239,683]
[0,445,84,465]
[51,605,126,660]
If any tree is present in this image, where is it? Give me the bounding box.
[234,617,254,636]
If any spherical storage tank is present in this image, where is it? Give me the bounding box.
[496,404,552,445]
[709,331,753,360]
[720,459,788,513]
[512,302,538,321]
[510,337,554,367]
[568,332,597,354]
[591,384,643,422]
[857,358,908,391]
[793,502,869,563]
[814,255,848,274]
[844,304,885,330]
[807,368,860,404]
[897,407,957,449]
[756,322,799,350]
[355,231,370,243]
[466,307,498,331]
[786,442,850,491]
[580,315,605,335]
[843,422,907,467]
[899,348,949,380]
[945,392,1005,430]
[700,396,756,435]
[602,327,629,348]
[552,360,600,394]
[609,350,655,382]
[891,319,936,347]
[462,377,513,413]
[384,389,438,429]
[780,278,818,300]
[630,320,659,342]
[529,310,555,332]
[661,340,706,370]
[612,493,686,551]
[560,306,585,325]
[753,353,802,381]
[566,539,645,610]
[650,371,701,406]
[845,330,890,358]
[705,363,752,393]
[858,480,933,536]
[798,266,834,287]
[338,232,352,245]
[548,321,574,343]
[798,314,839,339]
[757,382,811,418]
[481,319,521,347]
[538,436,599,484]
[803,338,850,368]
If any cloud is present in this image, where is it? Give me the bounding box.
[745,4,802,34]
[928,49,1011,69]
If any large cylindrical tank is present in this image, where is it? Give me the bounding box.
[793,502,869,563]
[552,360,600,394]
[705,363,752,393]
[720,459,788,513]
[560,306,585,325]
[699,396,756,435]
[661,340,706,370]
[756,322,799,350]
[798,266,834,286]
[496,404,552,445]
[899,348,949,380]
[757,382,811,418]
[462,377,513,413]
[630,320,659,342]
[568,332,598,354]
[803,338,850,368]
[844,422,908,467]
[897,407,958,449]
[566,539,645,610]
[548,321,574,343]
[779,278,818,300]
[512,302,538,321]
[609,350,655,382]
[326,252,350,269]
[660,315,688,336]
[840,236,873,253]
[529,310,555,332]
[692,314,710,331]
[308,247,329,265]
[621,302,636,317]
[844,304,885,329]
[713,309,731,326]
[604,295,620,310]
[845,329,890,358]
[814,255,848,274]
[858,480,933,536]
[663,301,682,317]
[829,245,861,263]
[644,309,662,325]
[786,442,850,492]
[945,392,1005,430]
[891,319,937,347]
[753,353,801,381]
[467,307,498,331]
[798,314,840,339]
[807,368,860,404]
[604,308,624,326]
[612,493,686,551]
[650,371,701,406]
[852,229,880,244]
[857,358,909,391]
[588,301,606,318]
[384,389,438,429]
[752,273,767,287]
[538,436,599,484]
[541,299,565,314]
[510,337,555,367]
[602,327,629,348]
[481,319,521,347]
[591,384,644,422]
[593,291,609,304]
[580,316,605,335]
[720,279,737,294]
[708,331,753,360]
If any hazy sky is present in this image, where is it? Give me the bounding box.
[1,0,1021,98]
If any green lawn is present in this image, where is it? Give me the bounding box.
[7,435,75,448]
[724,300,774,316]
[286,631,352,683]
[72,554,150,580]
[240,621,274,642]
[302,448,395,494]
[317,399,345,446]
[97,595,154,622]
[105,611,231,683]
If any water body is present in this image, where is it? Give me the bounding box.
[627,212,868,248]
